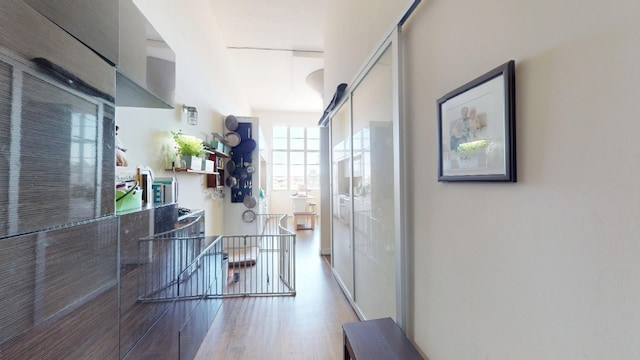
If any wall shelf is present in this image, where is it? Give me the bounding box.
[165,168,219,175]
[204,148,230,158]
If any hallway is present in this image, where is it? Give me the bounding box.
[194,219,359,359]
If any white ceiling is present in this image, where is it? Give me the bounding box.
[207,0,327,113]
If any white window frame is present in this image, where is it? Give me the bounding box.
[271,125,320,191]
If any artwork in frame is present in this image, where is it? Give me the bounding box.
[437,60,516,182]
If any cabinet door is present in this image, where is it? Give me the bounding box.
[117,0,175,108]
[24,0,119,65]
[0,1,116,238]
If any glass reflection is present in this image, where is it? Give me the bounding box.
[351,45,396,319]
[19,74,101,234]
[0,55,111,239]
[70,111,98,192]
[331,98,354,297]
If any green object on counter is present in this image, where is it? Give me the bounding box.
[116,187,142,213]
[259,187,265,199]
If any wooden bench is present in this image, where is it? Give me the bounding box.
[342,317,423,360]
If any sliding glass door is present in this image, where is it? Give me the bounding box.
[330,31,403,322]
[351,45,396,319]
[331,98,354,298]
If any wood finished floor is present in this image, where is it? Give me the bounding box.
[194,220,359,360]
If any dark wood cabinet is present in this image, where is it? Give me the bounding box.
[0,217,120,360]
[119,204,176,358]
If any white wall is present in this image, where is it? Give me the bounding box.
[327,0,640,359]
[116,0,250,236]
[323,0,414,96]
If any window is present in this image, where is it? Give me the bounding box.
[272,125,320,190]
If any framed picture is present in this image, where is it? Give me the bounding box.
[437,60,516,182]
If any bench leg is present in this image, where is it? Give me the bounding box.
[343,333,351,359]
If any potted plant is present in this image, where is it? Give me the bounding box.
[172,130,205,170]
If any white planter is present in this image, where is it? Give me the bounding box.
[204,159,215,173]
[181,155,202,170]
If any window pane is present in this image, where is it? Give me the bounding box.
[307,138,319,150]
[290,164,305,176]
[273,151,288,164]
[290,152,304,165]
[307,152,319,165]
[273,164,288,174]
[273,126,288,137]
[273,163,288,190]
[273,176,287,190]
[273,138,288,150]
[271,125,322,191]
[290,126,304,138]
[290,138,305,150]
[290,175,305,191]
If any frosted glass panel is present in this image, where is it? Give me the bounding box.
[331,99,353,297]
[0,59,115,239]
[351,45,396,319]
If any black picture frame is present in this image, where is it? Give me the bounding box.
[437,60,516,182]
